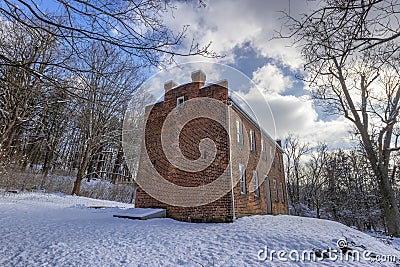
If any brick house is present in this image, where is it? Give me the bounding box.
[135,70,289,222]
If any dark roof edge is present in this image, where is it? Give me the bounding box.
[228,96,284,153]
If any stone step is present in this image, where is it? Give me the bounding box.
[113,208,166,220]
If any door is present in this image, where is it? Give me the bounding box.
[265,177,272,214]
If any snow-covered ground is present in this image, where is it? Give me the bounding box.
[0,192,399,266]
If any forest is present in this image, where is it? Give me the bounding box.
[284,135,400,234]
[0,0,213,201]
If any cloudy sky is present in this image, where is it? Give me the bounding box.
[32,0,352,148]
[153,0,353,148]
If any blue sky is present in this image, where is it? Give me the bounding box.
[157,0,352,148]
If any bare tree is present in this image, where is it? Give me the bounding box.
[70,41,141,195]
[323,149,383,230]
[303,143,329,219]
[286,142,385,230]
[0,0,218,72]
[284,134,310,212]
[0,20,58,162]
[282,0,400,236]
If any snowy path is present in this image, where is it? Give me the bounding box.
[0,192,398,266]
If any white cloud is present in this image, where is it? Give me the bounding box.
[163,0,305,68]
[236,85,352,148]
[253,38,304,70]
[252,63,293,94]
[267,93,352,148]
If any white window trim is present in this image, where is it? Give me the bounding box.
[239,164,246,194]
[250,130,256,153]
[176,96,185,107]
[236,118,243,145]
[280,182,285,203]
[253,170,259,197]
[277,154,282,171]
[261,139,266,161]
[270,147,275,166]
[273,179,278,202]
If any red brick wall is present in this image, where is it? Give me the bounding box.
[229,107,289,218]
[135,81,234,222]
[135,79,289,222]
[136,187,233,222]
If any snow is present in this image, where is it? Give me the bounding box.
[0,192,399,266]
[114,208,166,218]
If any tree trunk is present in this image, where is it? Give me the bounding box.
[378,171,400,236]
[357,124,400,236]
[86,157,95,182]
[71,145,91,195]
[295,170,300,204]
[40,148,54,189]
[96,152,105,179]
[111,146,124,184]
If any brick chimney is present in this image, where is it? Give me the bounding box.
[191,70,206,85]
[276,139,282,147]
[164,80,177,93]
[214,79,228,89]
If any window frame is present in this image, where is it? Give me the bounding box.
[270,147,275,166]
[277,154,282,171]
[236,118,244,145]
[250,130,256,153]
[261,138,267,161]
[280,182,286,203]
[239,164,246,195]
[273,179,279,202]
[253,170,260,197]
[176,95,185,107]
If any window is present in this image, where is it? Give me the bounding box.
[273,179,279,202]
[270,147,274,166]
[253,170,259,197]
[250,130,256,153]
[236,118,243,145]
[176,96,185,107]
[261,139,266,161]
[277,154,282,171]
[239,164,246,194]
[280,182,286,203]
